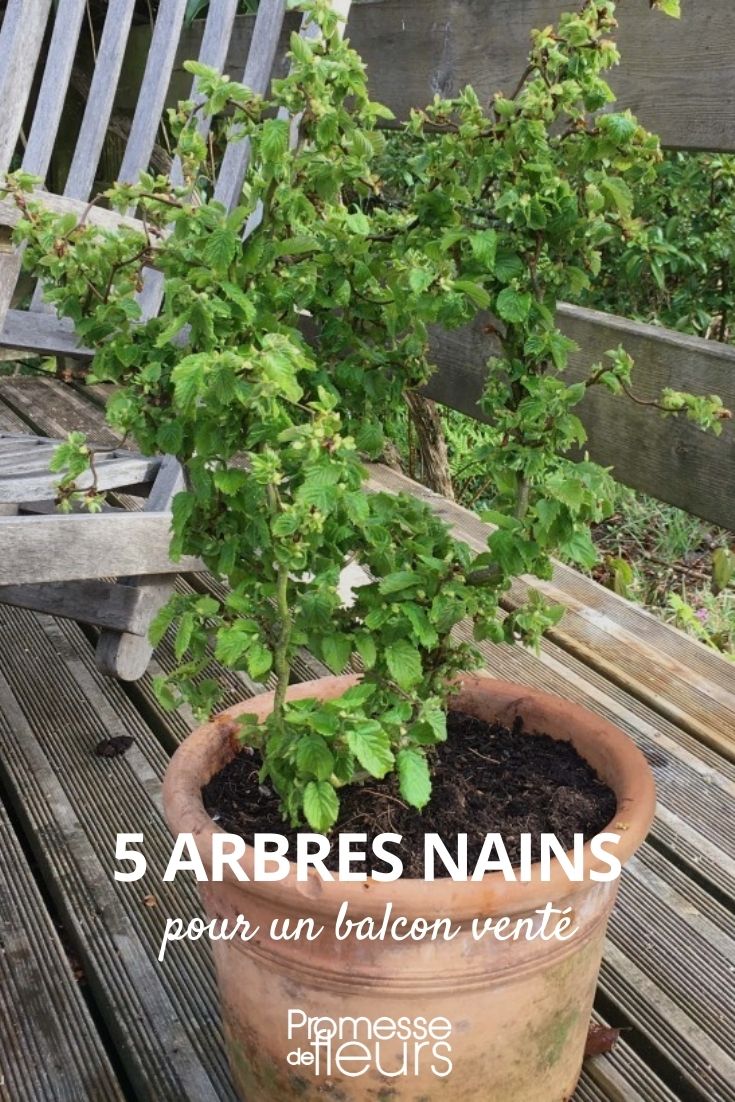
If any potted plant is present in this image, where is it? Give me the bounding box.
[6,0,726,1098]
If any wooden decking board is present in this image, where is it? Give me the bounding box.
[0,605,235,1101]
[0,800,125,1102]
[600,947,735,1102]
[634,843,735,941]
[614,857,735,1053]
[583,1014,681,1102]
[368,467,735,758]
[0,400,29,433]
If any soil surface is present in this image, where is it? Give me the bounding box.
[202,709,617,877]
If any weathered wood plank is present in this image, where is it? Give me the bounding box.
[162,1,735,154]
[138,0,240,318]
[64,0,138,200]
[0,608,235,1100]
[0,191,145,234]
[0,512,201,584]
[118,0,188,185]
[97,456,188,679]
[424,303,735,529]
[0,801,126,1102]
[22,0,88,180]
[214,0,288,212]
[0,578,160,634]
[0,454,161,503]
[0,0,53,175]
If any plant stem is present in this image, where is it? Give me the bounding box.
[273,562,292,730]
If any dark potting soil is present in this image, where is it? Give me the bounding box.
[202,709,618,878]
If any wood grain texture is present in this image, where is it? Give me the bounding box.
[21,0,88,180]
[0,801,126,1102]
[0,512,201,584]
[96,455,187,679]
[0,578,159,634]
[425,303,735,529]
[0,0,53,175]
[214,0,288,212]
[64,0,138,200]
[0,614,234,1100]
[164,1,735,153]
[139,0,240,318]
[0,454,161,503]
[118,0,188,185]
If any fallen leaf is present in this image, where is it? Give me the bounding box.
[585,1023,621,1057]
[142,894,158,909]
[94,735,134,758]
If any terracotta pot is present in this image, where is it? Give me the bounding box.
[163,675,655,1101]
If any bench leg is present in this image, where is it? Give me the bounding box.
[95,574,176,680]
[95,455,185,681]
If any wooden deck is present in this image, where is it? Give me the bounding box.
[0,375,734,1102]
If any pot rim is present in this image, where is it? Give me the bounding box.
[162,674,656,920]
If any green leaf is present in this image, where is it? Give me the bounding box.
[345,210,370,236]
[347,722,395,778]
[469,230,498,268]
[355,634,377,669]
[386,640,423,690]
[260,118,290,164]
[302,780,339,832]
[494,251,525,283]
[296,735,335,782]
[213,468,249,495]
[215,625,251,666]
[247,641,272,680]
[496,287,532,324]
[561,529,598,569]
[174,611,195,660]
[452,280,491,309]
[397,748,431,809]
[321,634,352,673]
[261,347,303,403]
[599,176,634,217]
[355,420,384,457]
[203,226,238,273]
[172,354,206,413]
[713,547,734,595]
[157,421,183,453]
[379,570,421,596]
[149,602,178,647]
[652,0,680,16]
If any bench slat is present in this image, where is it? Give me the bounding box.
[0,511,202,583]
[138,0,240,319]
[64,0,138,200]
[118,0,189,185]
[22,0,88,180]
[214,0,288,213]
[0,0,53,176]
